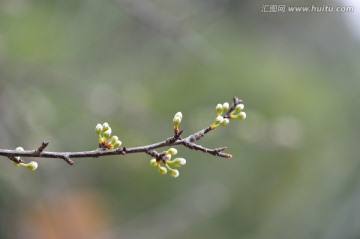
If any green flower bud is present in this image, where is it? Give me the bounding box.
[221,118,230,126]
[16,147,24,151]
[103,128,112,138]
[102,122,110,131]
[111,136,119,144]
[215,116,224,125]
[15,146,24,161]
[237,112,246,120]
[95,124,103,134]
[20,161,38,171]
[112,140,122,148]
[235,104,244,112]
[173,118,181,126]
[172,158,186,167]
[222,102,230,111]
[216,104,223,116]
[167,148,178,155]
[169,168,179,178]
[173,112,183,127]
[158,165,167,175]
[174,112,183,119]
[27,161,38,171]
[150,158,158,167]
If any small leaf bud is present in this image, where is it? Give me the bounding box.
[216,104,223,116]
[215,116,224,125]
[103,128,112,138]
[167,148,178,155]
[150,159,158,167]
[102,122,110,131]
[169,169,179,178]
[222,102,230,111]
[95,124,103,134]
[158,165,167,175]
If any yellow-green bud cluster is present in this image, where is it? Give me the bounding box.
[149,148,186,178]
[212,102,231,128]
[95,122,122,149]
[229,104,246,120]
[12,146,39,171]
[211,101,246,128]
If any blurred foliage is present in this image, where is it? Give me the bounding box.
[1,0,360,238]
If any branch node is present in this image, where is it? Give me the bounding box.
[216,147,227,152]
[8,156,24,164]
[119,147,126,155]
[35,141,49,155]
[62,155,74,165]
[146,149,160,159]
[233,96,242,105]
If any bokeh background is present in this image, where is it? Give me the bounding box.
[1,0,360,238]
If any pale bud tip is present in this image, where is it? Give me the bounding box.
[238,112,246,120]
[102,122,110,131]
[173,112,183,125]
[175,112,183,119]
[112,140,122,148]
[221,118,230,126]
[167,148,178,155]
[103,128,112,138]
[111,135,119,144]
[169,169,179,178]
[158,166,167,175]
[215,116,224,124]
[236,104,245,111]
[27,161,38,171]
[173,158,186,167]
[150,159,158,167]
[222,102,230,111]
[95,124,103,134]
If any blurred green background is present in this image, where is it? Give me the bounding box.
[1,0,360,238]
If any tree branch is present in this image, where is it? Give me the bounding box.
[0,96,245,170]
